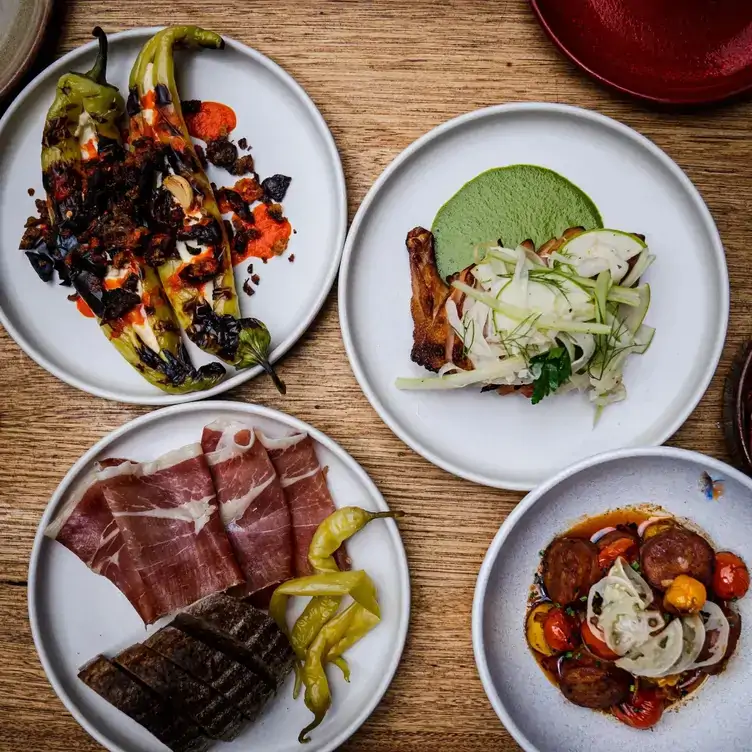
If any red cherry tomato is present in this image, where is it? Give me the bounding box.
[598,537,638,570]
[613,688,664,730]
[713,552,749,600]
[543,607,579,652]
[580,620,619,660]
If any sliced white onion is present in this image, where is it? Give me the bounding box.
[600,599,665,656]
[637,515,674,538]
[669,614,706,675]
[616,619,684,677]
[687,601,730,671]
[611,557,654,609]
[590,526,616,544]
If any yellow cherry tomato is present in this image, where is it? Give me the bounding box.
[526,602,556,656]
[663,575,706,614]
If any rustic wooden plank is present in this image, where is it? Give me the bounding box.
[1,0,750,749]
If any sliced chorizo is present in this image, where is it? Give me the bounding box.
[543,537,600,606]
[559,653,631,708]
[640,526,714,591]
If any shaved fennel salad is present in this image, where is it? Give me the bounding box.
[397,228,655,417]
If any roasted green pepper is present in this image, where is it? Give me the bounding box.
[127,26,285,393]
[32,27,224,394]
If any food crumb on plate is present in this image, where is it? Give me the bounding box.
[242,278,254,296]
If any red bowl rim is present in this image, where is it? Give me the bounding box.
[530,0,752,106]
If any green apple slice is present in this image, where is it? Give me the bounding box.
[557,229,646,282]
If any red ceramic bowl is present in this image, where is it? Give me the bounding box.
[531,0,752,105]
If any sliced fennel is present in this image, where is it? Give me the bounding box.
[396,229,655,415]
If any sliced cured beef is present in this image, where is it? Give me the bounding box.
[201,421,293,596]
[44,462,157,623]
[78,656,210,752]
[114,643,244,741]
[176,593,295,691]
[640,526,715,590]
[144,625,273,722]
[258,431,348,575]
[99,444,243,619]
[543,537,601,606]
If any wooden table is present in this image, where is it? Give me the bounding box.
[2,1,751,750]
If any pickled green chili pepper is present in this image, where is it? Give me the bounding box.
[298,604,360,743]
[127,27,285,393]
[325,603,381,670]
[269,571,380,632]
[308,506,404,573]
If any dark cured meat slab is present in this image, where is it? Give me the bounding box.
[114,643,244,741]
[78,656,209,752]
[177,593,294,690]
[144,625,273,722]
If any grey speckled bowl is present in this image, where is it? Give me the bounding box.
[473,447,752,752]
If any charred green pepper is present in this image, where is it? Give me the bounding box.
[31,28,225,394]
[127,26,285,393]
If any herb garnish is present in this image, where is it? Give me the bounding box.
[529,346,572,405]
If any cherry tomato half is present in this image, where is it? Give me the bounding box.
[580,620,619,660]
[543,607,579,652]
[713,552,750,601]
[613,688,664,730]
[598,537,638,570]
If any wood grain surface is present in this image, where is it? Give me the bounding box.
[1,1,751,750]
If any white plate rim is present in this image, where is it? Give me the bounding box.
[471,445,752,752]
[0,26,347,405]
[337,102,729,491]
[27,400,411,752]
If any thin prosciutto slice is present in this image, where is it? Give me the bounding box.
[201,421,293,596]
[99,444,243,620]
[257,431,348,576]
[44,461,157,623]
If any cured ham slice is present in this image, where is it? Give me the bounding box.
[44,461,157,624]
[99,444,243,620]
[201,421,293,596]
[257,431,348,576]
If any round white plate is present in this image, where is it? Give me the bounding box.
[0,28,346,404]
[338,103,728,490]
[28,401,409,752]
[473,447,752,752]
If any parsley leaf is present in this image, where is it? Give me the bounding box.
[529,346,572,405]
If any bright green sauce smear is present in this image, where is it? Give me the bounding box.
[431,165,603,280]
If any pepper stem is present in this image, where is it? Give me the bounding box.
[298,713,325,744]
[261,359,287,395]
[86,27,109,85]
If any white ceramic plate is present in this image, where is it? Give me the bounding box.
[473,447,752,752]
[0,27,346,404]
[28,401,409,752]
[338,103,728,490]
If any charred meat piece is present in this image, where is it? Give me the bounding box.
[558,652,631,708]
[205,137,238,171]
[144,625,273,722]
[113,644,244,741]
[78,656,209,752]
[261,174,291,202]
[543,537,601,606]
[176,593,295,690]
[232,154,255,176]
[406,227,472,372]
[640,526,715,590]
